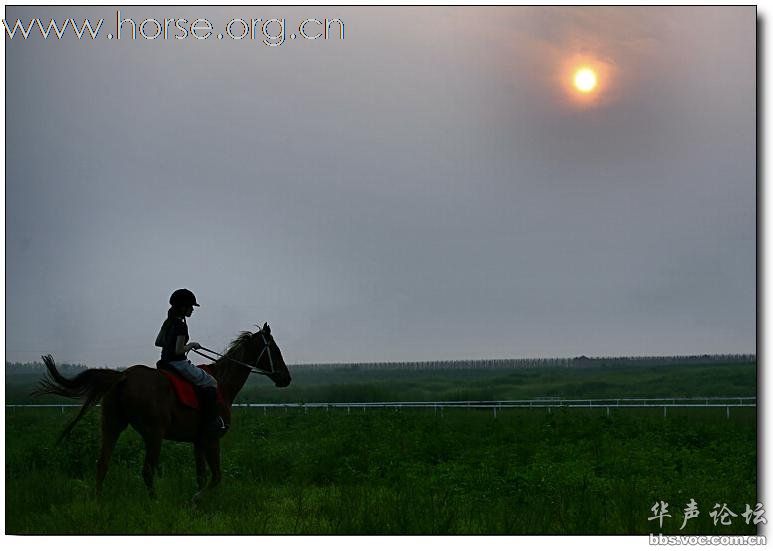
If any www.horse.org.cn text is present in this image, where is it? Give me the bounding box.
[3,10,345,46]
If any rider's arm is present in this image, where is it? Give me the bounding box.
[175,335,187,356]
[176,336,200,355]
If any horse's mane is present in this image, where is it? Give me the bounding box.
[222,331,256,361]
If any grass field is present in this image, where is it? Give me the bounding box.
[5,360,758,534]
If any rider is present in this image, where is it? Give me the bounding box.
[155,289,227,437]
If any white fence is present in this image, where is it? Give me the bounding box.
[6,396,756,418]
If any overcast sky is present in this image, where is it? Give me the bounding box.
[6,6,755,367]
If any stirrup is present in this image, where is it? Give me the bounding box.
[203,416,228,438]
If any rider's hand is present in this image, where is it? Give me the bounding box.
[186,342,201,352]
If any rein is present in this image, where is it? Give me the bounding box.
[192,333,275,377]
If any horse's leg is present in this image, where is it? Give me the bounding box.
[192,440,221,503]
[204,440,222,490]
[194,443,207,490]
[141,430,163,498]
[96,394,127,496]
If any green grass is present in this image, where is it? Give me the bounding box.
[234,361,756,404]
[6,360,757,534]
[5,406,757,535]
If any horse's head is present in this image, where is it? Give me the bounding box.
[250,322,292,387]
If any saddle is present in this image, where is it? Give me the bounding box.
[156,361,224,410]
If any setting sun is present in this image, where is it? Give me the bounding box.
[573,67,598,93]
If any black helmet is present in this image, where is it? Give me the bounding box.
[169,288,200,307]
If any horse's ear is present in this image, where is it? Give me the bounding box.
[263,322,271,334]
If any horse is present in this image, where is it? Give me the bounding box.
[35,322,291,499]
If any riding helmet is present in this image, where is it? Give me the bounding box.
[169,288,200,307]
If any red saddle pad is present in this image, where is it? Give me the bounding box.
[158,364,224,410]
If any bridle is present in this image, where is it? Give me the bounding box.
[192,331,276,377]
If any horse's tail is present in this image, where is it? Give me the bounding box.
[33,354,125,442]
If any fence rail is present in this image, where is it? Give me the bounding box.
[6,396,757,419]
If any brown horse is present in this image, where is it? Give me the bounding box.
[35,322,291,499]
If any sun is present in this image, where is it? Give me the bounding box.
[560,57,611,107]
[573,67,597,93]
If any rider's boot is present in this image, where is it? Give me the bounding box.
[199,387,228,438]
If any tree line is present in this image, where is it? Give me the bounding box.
[295,353,756,371]
[6,353,755,374]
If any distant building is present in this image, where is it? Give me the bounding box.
[572,355,594,367]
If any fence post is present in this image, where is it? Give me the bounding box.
[726,406,730,419]
[663,406,667,418]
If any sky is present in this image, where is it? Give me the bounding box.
[5,6,756,367]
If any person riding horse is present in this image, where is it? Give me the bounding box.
[155,288,227,437]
